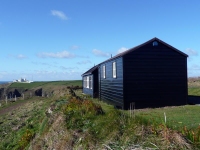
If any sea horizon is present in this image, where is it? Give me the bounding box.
[0,81,12,84]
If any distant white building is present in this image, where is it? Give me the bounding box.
[13,78,33,83]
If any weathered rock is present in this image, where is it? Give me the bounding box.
[0,88,5,99]
[7,89,21,98]
[35,88,42,96]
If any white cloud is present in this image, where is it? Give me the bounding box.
[8,54,27,59]
[117,47,128,54]
[32,70,82,80]
[51,10,68,20]
[37,51,75,58]
[71,45,79,50]
[0,69,82,81]
[185,48,198,56]
[188,64,200,77]
[189,64,200,70]
[92,49,110,57]
[17,54,26,59]
[60,66,78,70]
[77,60,91,65]
[0,71,8,78]
[32,61,54,67]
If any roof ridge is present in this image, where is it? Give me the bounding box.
[82,65,99,76]
[99,37,188,64]
[82,37,188,76]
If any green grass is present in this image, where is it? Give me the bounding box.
[135,105,200,130]
[188,87,200,96]
[9,80,82,89]
[1,80,200,149]
[0,97,53,150]
[1,94,200,149]
[188,78,200,96]
[61,97,199,149]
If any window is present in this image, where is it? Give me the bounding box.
[84,76,93,89]
[83,77,87,88]
[153,41,158,46]
[89,76,92,89]
[113,62,116,78]
[103,65,106,78]
[86,76,89,88]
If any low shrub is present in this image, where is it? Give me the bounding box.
[62,99,104,129]
[18,129,35,149]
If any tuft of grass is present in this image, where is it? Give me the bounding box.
[181,125,200,146]
[18,129,35,149]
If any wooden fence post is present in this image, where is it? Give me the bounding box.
[6,96,7,104]
[129,102,135,118]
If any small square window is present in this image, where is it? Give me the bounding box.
[153,41,158,46]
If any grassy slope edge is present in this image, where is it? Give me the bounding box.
[0,80,200,149]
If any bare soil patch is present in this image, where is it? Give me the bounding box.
[0,99,37,116]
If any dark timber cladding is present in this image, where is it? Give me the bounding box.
[82,65,99,98]
[99,57,123,108]
[123,39,188,109]
[82,37,188,109]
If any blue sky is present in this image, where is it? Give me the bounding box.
[0,0,200,81]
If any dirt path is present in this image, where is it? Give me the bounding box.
[0,99,36,116]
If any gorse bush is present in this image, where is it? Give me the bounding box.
[62,99,104,129]
[81,99,104,115]
[18,129,34,149]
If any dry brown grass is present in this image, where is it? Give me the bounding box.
[30,113,74,150]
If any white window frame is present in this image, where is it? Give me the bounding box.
[83,77,87,88]
[113,62,116,78]
[86,76,89,88]
[89,76,92,89]
[103,65,106,78]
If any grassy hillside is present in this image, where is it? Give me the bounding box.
[135,105,200,129]
[9,80,82,90]
[0,80,200,149]
[0,97,196,149]
[188,78,200,96]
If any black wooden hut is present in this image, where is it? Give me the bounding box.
[83,37,188,109]
[82,65,99,98]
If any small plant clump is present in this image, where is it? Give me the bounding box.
[62,98,104,129]
[182,126,200,146]
[18,129,35,149]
